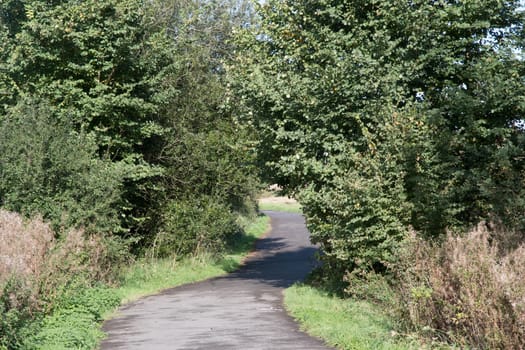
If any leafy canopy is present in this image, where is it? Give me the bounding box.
[232,0,525,272]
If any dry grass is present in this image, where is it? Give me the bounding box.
[397,224,525,349]
[0,210,54,284]
[0,209,112,312]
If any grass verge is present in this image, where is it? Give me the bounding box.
[261,199,416,349]
[21,214,270,350]
[283,284,423,350]
[115,214,270,303]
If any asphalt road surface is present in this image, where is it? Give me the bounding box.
[101,211,331,350]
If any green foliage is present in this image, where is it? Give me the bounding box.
[399,1,525,233]
[0,0,175,157]
[27,309,103,350]
[0,97,124,233]
[24,286,120,350]
[162,121,259,214]
[232,0,525,277]
[127,0,262,250]
[117,214,269,303]
[0,0,178,237]
[0,0,263,348]
[231,0,415,270]
[157,0,260,215]
[1,0,261,241]
[155,196,241,258]
[54,286,121,323]
[0,277,38,350]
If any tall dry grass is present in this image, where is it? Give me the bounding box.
[397,224,525,349]
[0,209,117,348]
[0,209,112,296]
[0,210,54,284]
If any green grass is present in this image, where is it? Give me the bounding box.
[284,284,426,350]
[114,256,226,303]
[115,214,270,304]
[20,215,270,350]
[114,215,268,303]
[258,200,303,213]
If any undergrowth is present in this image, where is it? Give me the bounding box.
[284,284,422,350]
[0,211,269,350]
[396,225,525,349]
[0,210,125,350]
[287,222,525,350]
[116,214,269,303]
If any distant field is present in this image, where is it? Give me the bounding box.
[258,196,302,213]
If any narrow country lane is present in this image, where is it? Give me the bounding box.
[100,211,332,350]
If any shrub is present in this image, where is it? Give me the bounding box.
[0,277,39,350]
[0,98,124,234]
[24,286,120,350]
[0,210,54,286]
[152,196,241,258]
[396,225,525,349]
[0,210,54,348]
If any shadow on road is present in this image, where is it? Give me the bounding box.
[224,235,320,289]
[100,211,331,350]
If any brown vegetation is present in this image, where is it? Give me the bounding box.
[397,224,525,349]
[0,209,113,314]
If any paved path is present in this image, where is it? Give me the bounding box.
[101,211,331,350]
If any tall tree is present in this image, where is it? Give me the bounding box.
[144,0,261,254]
[0,0,178,234]
[1,0,176,159]
[232,0,525,273]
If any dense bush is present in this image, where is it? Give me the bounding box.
[232,0,525,277]
[396,226,525,349]
[137,0,260,253]
[162,121,259,216]
[0,0,178,238]
[297,107,416,272]
[153,196,241,258]
[0,0,260,348]
[24,286,120,350]
[158,0,260,211]
[0,98,124,233]
[0,0,176,158]
[0,0,260,243]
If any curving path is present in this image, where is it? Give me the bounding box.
[101,211,331,350]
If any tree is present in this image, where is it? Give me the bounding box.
[395,0,525,233]
[1,0,176,158]
[232,0,525,274]
[0,0,261,249]
[146,0,261,254]
[0,0,176,236]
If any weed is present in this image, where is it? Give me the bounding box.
[0,210,124,349]
[396,225,525,349]
[116,215,270,303]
